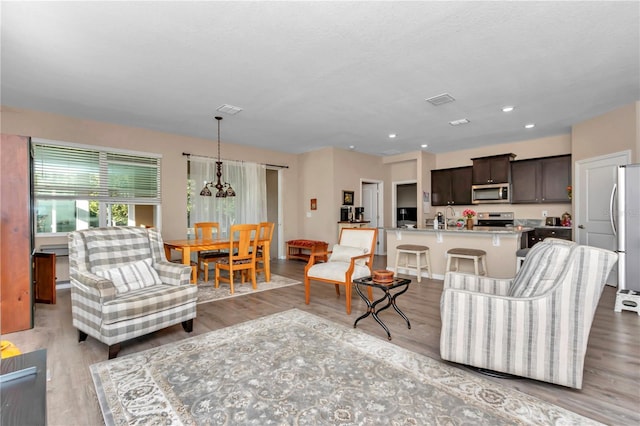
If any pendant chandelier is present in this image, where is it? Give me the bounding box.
[200,116,236,198]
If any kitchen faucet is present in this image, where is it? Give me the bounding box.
[444,205,456,230]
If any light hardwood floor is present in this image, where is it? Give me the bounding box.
[6,257,640,425]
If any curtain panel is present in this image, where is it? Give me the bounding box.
[188,157,267,236]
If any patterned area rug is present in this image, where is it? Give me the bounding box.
[195,273,301,305]
[90,309,601,425]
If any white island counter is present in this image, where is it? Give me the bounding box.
[386,226,532,280]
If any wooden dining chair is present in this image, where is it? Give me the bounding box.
[255,222,275,281]
[215,224,259,294]
[195,222,223,280]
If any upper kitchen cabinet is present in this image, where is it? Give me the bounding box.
[431,166,472,206]
[471,153,516,184]
[511,154,571,204]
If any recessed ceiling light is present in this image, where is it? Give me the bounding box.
[449,118,470,126]
[502,106,515,112]
[524,123,535,129]
[348,145,356,150]
[388,134,397,139]
[421,144,428,148]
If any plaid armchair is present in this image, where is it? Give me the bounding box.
[68,227,198,359]
[440,238,617,389]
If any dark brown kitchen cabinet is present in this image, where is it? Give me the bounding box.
[511,154,571,204]
[528,227,572,247]
[540,155,571,202]
[471,153,515,184]
[431,166,472,206]
[511,159,540,203]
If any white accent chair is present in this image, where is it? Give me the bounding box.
[304,228,378,314]
[439,238,617,389]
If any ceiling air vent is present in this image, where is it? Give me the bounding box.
[216,104,243,115]
[425,93,455,106]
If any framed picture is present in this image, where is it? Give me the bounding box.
[342,190,354,206]
[310,198,317,210]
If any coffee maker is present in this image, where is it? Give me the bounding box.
[354,207,364,221]
[340,207,350,222]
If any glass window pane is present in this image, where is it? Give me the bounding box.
[35,199,98,233]
[108,204,130,226]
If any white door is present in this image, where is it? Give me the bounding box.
[575,151,631,286]
[362,181,384,255]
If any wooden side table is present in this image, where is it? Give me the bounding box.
[353,276,411,340]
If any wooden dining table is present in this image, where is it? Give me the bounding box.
[164,238,271,284]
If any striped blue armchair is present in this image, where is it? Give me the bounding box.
[440,238,617,389]
[68,227,198,359]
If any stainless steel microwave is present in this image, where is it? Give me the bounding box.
[471,183,511,204]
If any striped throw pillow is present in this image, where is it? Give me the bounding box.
[95,258,162,294]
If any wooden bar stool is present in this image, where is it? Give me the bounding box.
[516,248,530,273]
[395,244,432,282]
[446,248,487,276]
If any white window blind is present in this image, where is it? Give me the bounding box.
[32,141,161,203]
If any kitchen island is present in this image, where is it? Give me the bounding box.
[386,226,532,280]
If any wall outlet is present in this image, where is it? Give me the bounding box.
[542,210,548,217]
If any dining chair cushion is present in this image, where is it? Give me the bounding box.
[306,261,371,282]
[329,244,367,265]
[217,257,252,265]
[200,251,228,260]
[95,258,162,294]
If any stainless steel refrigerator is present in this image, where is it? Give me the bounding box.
[612,164,640,291]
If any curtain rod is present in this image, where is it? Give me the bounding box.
[182,152,289,169]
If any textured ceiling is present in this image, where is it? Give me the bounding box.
[1,1,639,155]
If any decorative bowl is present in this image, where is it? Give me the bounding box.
[372,270,393,283]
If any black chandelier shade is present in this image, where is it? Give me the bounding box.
[200,116,236,198]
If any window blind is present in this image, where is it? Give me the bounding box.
[32,142,161,203]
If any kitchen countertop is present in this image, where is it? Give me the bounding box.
[535,225,572,229]
[387,226,533,234]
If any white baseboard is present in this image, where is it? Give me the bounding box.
[56,281,71,290]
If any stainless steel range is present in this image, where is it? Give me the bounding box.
[477,212,515,227]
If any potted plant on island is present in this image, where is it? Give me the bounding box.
[463,209,476,230]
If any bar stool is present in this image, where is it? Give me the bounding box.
[446,248,487,276]
[516,248,530,273]
[395,244,432,282]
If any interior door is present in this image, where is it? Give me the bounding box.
[362,182,383,255]
[266,169,279,259]
[1,134,33,333]
[575,151,631,286]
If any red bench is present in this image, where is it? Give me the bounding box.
[286,240,329,262]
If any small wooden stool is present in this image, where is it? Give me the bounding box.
[395,244,431,282]
[446,248,487,276]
